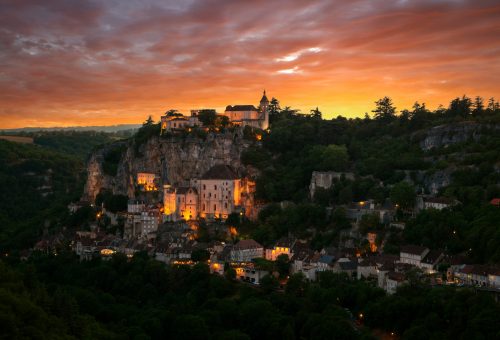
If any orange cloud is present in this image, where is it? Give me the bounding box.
[0,0,499,128]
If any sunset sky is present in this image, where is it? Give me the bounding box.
[1,0,499,128]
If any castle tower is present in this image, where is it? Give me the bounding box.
[259,90,270,130]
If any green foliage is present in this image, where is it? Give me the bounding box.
[102,143,126,176]
[390,181,416,210]
[95,190,128,213]
[33,131,118,159]
[372,96,396,121]
[404,204,500,262]
[308,144,349,171]
[134,121,160,154]
[0,140,84,250]
[197,109,217,126]
[191,248,210,262]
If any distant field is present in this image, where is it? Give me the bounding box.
[0,135,34,144]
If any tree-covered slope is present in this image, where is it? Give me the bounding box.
[0,140,84,250]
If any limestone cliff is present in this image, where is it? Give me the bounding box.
[414,121,499,150]
[83,130,253,201]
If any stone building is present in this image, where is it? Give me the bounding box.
[309,171,355,198]
[163,164,248,221]
[222,91,269,130]
[198,164,242,219]
[163,186,199,221]
[230,239,264,262]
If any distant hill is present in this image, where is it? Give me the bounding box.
[0,124,141,133]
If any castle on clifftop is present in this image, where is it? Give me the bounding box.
[161,91,270,133]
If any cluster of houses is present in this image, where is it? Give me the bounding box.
[65,224,500,294]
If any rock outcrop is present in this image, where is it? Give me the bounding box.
[415,122,499,150]
[83,130,253,201]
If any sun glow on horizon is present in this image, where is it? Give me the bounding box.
[0,1,499,129]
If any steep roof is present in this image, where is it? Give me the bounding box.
[421,250,444,265]
[338,260,357,271]
[225,105,258,112]
[201,165,238,180]
[401,245,428,256]
[233,239,263,250]
[176,187,197,195]
[260,90,269,104]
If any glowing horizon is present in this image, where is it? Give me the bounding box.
[1,0,499,129]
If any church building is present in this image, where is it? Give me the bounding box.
[223,91,270,130]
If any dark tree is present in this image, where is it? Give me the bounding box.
[197,109,217,126]
[372,97,396,121]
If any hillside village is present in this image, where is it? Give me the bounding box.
[3,93,500,338]
[9,93,494,301]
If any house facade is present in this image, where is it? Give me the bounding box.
[230,239,264,262]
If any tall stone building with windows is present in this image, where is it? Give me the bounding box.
[197,164,242,219]
[163,164,248,221]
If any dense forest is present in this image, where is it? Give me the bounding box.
[0,140,84,250]
[2,252,499,339]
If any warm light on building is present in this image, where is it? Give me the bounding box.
[100,249,115,256]
[229,226,238,237]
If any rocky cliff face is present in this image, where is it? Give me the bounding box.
[415,122,499,150]
[83,130,253,201]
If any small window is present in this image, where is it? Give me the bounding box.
[224,202,227,208]
[203,184,206,190]
[214,185,217,190]
[203,204,205,211]
[214,204,217,211]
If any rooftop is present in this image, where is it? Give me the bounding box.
[201,164,238,180]
[401,245,429,256]
[234,239,263,250]
[225,105,258,112]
